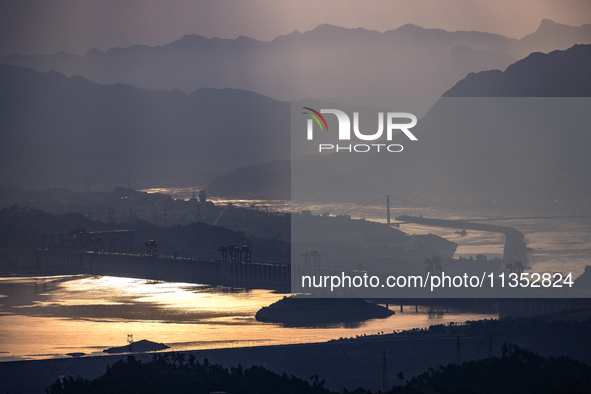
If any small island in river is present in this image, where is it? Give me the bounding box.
[103,339,170,354]
[255,297,394,327]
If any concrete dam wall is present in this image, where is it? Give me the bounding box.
[0,247,291,291]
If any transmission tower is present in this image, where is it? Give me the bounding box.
[382,349,388,392]
[194,203,201,221]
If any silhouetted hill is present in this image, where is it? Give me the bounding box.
[2,20,590,100]
[44,342,591,394]
[48,355,336,394]
[0,65,290,190]
[443,44,591,96]
[403,344,591,394]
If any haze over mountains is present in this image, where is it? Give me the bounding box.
[1,19,591,100]
[222,44,591,209]
[0,65,290,190]
[443,44,591,97]
[1,20,590,202]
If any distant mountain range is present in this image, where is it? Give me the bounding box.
[2,22,590,198]
[216,44,591,209]
[444,44,591,96]
[1,20,590,100]
[0,65,290,190]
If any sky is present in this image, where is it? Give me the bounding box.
[0,0,590,57]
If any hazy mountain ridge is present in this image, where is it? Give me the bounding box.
[443,44,591,96]
[521,18,591,53]
[2,20,591,100]
[287,44,591,210]
[0,64,290,191]
[205,160,290,199]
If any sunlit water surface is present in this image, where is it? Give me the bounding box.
[6,195,586,362]
[0,275,494,361]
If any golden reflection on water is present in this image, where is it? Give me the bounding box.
[0,275,496,362]
[59,276,285,316]
[138,187,292,211]
[1,212,588,361]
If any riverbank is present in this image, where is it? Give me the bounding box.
[0,336,494,393]
[3,309,591,393]
[396,215,530,264]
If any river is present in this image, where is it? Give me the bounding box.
[288,200,591,278]
[0,275,494,362]
[2,193,589,362]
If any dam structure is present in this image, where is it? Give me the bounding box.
[0,247,291,292]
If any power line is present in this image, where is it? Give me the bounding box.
[337,342,377,392]
[382,349,388,392]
